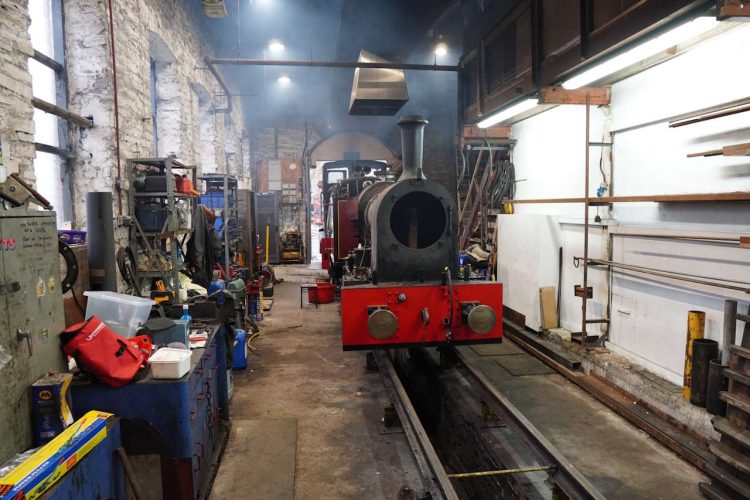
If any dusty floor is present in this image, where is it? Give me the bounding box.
[461,343,707,499]
[212,264,707,500]
[210,268,423,499]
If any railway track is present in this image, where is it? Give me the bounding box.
[375,348,605,500]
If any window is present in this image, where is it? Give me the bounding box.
[28,0,71,226]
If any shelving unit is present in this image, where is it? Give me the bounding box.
[126,157,198,300]
[199,173,240,280]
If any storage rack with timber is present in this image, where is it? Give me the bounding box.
[199,173,240,280]
[501,90,750,347]
[126,157,198,300]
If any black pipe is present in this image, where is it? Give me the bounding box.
[706,359,728,416]
[397,115,428,180]
[690,339,719,407]
[87,192,117,291]
[206,57,458,72]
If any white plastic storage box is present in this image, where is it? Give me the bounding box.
[149,348,192,379]
[84,291,154,338]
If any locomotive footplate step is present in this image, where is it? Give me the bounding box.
[495,355,556,376]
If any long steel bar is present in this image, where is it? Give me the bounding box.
[453,349,606,500]
[447,465,556,479]
[502,191,750,204]
[582,258,750,293]
[206,57,459,72]
[582,96,591,345]
[611,96,750,135]
[375,351,459,500]
[32,49,64,73]
[31,97,93,128]
[203,56,233,114]
[670,99,750,128]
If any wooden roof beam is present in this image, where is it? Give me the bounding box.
[538,86,611,106]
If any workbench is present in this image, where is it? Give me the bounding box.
[71,323,230,499]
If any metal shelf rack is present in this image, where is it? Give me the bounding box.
[198,173,240,281]
[126,157,198,300]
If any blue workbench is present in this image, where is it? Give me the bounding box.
[71,324,230,499]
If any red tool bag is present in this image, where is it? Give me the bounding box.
[60,316,148,388]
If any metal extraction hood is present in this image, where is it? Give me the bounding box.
[349,50,409,116]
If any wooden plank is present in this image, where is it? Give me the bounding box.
[504,191,750,205]
[709,439,750,475]
[688,148,723,158]
[538,287,559,330]
[718,1,750,20]
[689,143,750,158]
[723,143,750,157]
[463,125,511,139]
[714,416,750,450]
[721,391,750,415]
[699,481,740,500]
[703,461,750,498]
[740,236,750,249]
[731,344,750,361]
[726,368,750,388]
[538,86,611,106]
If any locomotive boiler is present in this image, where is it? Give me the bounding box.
[340,116,503,350]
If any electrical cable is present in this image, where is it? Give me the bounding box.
[117,247,141,295]
[59,240,85,314]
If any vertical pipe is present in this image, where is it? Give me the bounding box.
[690,339,718,407]
[723,300,738,364]
[265,224,270,265]
[581,97,590,345]
[106,0,123,215]
[397,115,428,180]
[87,192,117,291]
[683,310,706,400]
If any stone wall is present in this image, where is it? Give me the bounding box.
[0,0,35,182]
[64,0,247,227]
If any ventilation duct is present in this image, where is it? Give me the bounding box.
[202,0,227,18]
[349,50,409,116]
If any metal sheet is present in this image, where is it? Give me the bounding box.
[0,210,66,463]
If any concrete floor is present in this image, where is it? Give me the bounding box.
[210,269,423,499]
[211,264,707,499]
[461,344,707,499]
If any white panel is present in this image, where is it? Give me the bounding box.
[268,160,282,191]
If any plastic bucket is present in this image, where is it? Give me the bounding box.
[307,287,319,304]
[316,283,335,304]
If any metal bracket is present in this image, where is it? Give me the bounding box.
[0,282,20,296]
[17,328,32,356]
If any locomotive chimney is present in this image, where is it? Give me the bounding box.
[397,115,428,180]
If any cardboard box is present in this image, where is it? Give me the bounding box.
[31,373,74,446]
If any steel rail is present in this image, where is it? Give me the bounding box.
[375,351,459,500]
[451,348,606,500]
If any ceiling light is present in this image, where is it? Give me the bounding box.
[434,43,448,57]
[477,98,538,128]
[562,16,719,90]
[278,75,291,85]
[268,40,285,53]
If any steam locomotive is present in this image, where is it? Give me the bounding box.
[322,116,503,350]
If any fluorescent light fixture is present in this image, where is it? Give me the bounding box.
[562,16,719,89]
[434,43,448,57]
[477,98,538,128]
[268,40,285,53]
[278,75,291,85]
